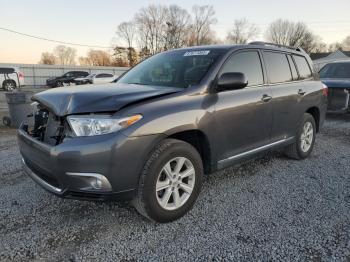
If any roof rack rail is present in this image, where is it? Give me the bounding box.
[248,41,304,52]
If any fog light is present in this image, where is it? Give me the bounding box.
[66,172,112,191]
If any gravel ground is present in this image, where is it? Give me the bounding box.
[0,114,349,261]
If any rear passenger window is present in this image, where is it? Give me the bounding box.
[287,55,298,80]
[97,74,109,78]
[293,55,313,79]
[220,51,264,87]
[263,52,292,84]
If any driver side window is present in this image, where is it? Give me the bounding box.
[220,51,264,87]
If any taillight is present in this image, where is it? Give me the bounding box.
[19,72,24,79]
[322,83,328,97]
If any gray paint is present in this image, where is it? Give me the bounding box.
[18,44,327,200]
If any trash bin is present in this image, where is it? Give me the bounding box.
[5,91,34,128]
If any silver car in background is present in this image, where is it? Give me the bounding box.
[74,73,117,85]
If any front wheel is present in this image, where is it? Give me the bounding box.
[284,113,316,160]
[133,139,203,223]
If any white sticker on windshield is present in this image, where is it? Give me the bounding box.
[184,50,210,56]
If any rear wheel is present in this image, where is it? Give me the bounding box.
[2,80,16,91]
[133,139,203,223]
[284,113,316,160]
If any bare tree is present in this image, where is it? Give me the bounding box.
[226,18,259,44]
[265,19,323,53]
[113,46,129,67]
[164,5,191,49]
[342,35,350,51]
[88,50,113,66]
[135,5,169,55]
[116,21,139,65]
[78,56,92,66]
[54,45,77,65]
[328,42,343,52]
[116,21,136,48]
[39,52,56,65]
[191,5,217,45]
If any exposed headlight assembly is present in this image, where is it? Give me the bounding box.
[67,114,142,137]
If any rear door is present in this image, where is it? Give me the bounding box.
[214,50,273,166]
[262,51,303,142]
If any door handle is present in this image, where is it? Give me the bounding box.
[261,94,272,102]
[298,89,306,95]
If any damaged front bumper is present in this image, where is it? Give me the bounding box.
[18,123,164,201]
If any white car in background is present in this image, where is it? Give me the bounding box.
[0,67,25,91]
[74,73,117,85]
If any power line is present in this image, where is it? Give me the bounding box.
[0,27,114,49]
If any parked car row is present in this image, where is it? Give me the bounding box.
[46,71,117,88]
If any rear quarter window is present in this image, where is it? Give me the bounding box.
[293,55,313,79]
[263,52,292,84]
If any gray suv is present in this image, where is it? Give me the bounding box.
[18,42,327,223]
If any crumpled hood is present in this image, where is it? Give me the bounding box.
[32,83,180,116]
[321,78,350,89]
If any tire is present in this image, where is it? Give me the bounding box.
[56,81,63,87]
[284,113,316,160]
[133,139,203,223]
[2,80,16,91]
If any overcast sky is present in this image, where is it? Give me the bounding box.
[0,0,349,64]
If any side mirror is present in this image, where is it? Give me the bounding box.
[216,72,248,92]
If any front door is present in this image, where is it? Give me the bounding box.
[214,50,273,167]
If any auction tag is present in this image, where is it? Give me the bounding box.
[184,50,210,56]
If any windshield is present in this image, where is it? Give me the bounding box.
[319,63,350,78]
[117,49,224,88]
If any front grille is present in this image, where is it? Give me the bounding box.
[24,158,60,188]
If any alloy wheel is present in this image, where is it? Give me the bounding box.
[4,82,15,91]
[300,121,314,153]
[155,157,195,211]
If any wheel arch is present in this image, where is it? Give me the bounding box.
[166,129,212,174]
[306,106,320,132]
